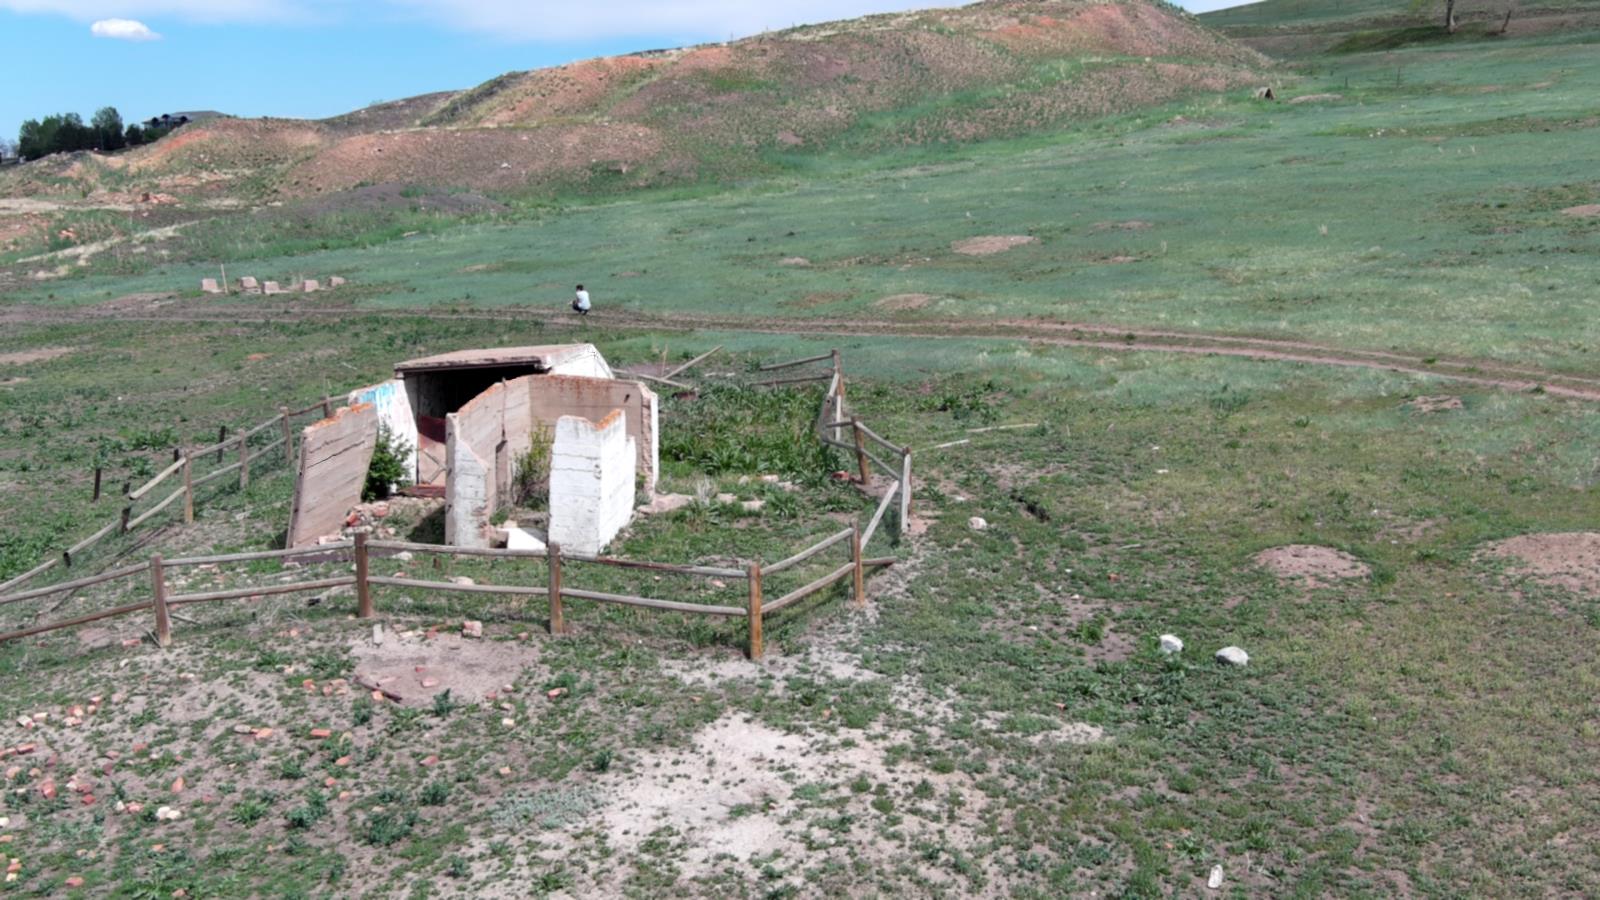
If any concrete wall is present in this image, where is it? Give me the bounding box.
[549,409,637,556]
[287,403,379,548]
[528,375,658,493]
[347,378,417,482]
[444,415,492,548]
[548,346,615,380]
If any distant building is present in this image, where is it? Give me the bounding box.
[143,113,192,130]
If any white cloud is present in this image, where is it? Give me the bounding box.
[4,1,977,40]
[89,17,160,40]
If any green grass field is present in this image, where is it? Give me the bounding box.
[1,15,1599,899]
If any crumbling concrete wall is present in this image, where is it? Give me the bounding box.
[528,375,658,493]
[549,410,636,556]
[444,416,492,548]
[347,378,417,481]
[287,403,378,548]
[547,346,615,380]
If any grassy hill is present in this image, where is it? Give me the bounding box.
[1203,0,1600,56]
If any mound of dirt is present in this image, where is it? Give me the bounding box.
[952,235,1037,256]
[1288,93,1343,104]
[1255,545,1371,587]
[876,293,936,311]
[1561,204,1600,218]
[352,630,545,708]
[1408,395,1463,413]
[1479,532,1600,594]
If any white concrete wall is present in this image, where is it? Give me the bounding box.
[347,378,418,481]
[548,345,614,380]
[444,413,492,548]
[548,409,636,556]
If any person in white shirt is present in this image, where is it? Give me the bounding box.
[572,284,591,316]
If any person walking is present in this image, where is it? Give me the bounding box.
[572,284,591,316]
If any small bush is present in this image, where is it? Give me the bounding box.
[511,423,554,509]
[363,424,412,502]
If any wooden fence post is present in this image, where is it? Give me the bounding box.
[852,419,871,484]
[279,408,293,464]
[215,426,228,465]
[182,454,194,525]
[150,554,170,648]
[899,451,913,536]
[238,436,250,489]
[747,561,764,660]
[548,543,565,635]
[119,483,132,534]
[354,532,372,618]
[852,522,865,608]
[92,466,102,503]
[321,396,333,419]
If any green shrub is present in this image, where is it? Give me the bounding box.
[363,424,412,502]
[511,423,554,509]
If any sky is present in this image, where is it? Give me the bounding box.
[0,0,1256,146]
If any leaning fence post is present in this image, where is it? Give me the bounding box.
[279,408,293,464]
[852,419,871,484]
[150,554,170,648]
[119,481,132,535]
[548,543,564,635]
[92,466,102,503]
[747,561,764,660]
[182,453,194,525]
[238,436,250,489]
[852,522,865,608]
[353,532,373,618]
[215,425,228,465]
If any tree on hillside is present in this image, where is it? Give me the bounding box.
[124,123,146,147]
[92,107,126,151]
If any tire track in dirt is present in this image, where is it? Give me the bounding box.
[7,301,1600,401]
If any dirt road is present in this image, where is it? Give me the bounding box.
[6,298,1599,401]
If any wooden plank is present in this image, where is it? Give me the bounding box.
[850,419,907,457]
[190,435,235,461]
[238,435,250,489]
[765,528,853,575]
[0,562,149,607]
[167,577,360,607]
[747,562,763,660]
[968,423,1039,434]
[758,352,834,372]
[861,480,900,550]
[0,600,153,644]
[192,460,243,488]
[852,523,865,608]
[243,415,283,440]
[64,520,119,560]
[561,588,745,618]
[616,370,692,390]
[899,452,913,536]
[756,373,832,387]
[863,557,897,568]
[127,486,186,531]
[368,539,547,560]
[182,456,194,525]
[165,541,354,567]
[763,563,856,614]
[0,557,62,595]
[664,345,722,379]
[366,576,548,598]
[852,421,871,483]
[127,456,187,501]
[567,555,747,579]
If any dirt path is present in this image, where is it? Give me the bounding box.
[6,300,1600,401]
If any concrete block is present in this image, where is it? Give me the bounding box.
[303,279,320,293]
[263,281,286,295]
[200,278,222,294]
[548,409,635,556]
[239,277,260,294]
[329,276,347,287]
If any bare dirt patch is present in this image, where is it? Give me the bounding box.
[780,291,852,310]
[0,346,76,366]
[1408,395,1463,413]
[1478,532,1600,595]
[951,234,1037,256]
[1561,204,1600,218]
[1092,220,1154,232]
[351,631,547,708]
[1288,93,1343,104]
[875,293,936,311]
[1254,545,1371,588]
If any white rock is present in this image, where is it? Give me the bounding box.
[968,517,988,531]
[505,527,546,552]
[1215,646,1249,667]
[394,551,414,562]
[0,816,9,828]
[1159,634,1184,655]
[450,576,476,587]
[1208,864,1224,889]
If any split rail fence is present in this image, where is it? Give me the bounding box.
[0,351,910,659]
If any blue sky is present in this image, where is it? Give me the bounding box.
[0,0,1254,145]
